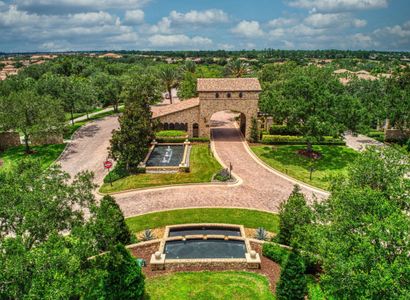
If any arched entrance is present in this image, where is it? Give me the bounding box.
[209,111,246,140]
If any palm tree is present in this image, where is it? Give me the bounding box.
[224,59,249,78]
[159,66,180,104]
[183,60,196,74]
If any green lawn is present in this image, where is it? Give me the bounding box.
[0,144,66,173]
[251,145,358,190]
[144,271,275,300]
[125,208,279,233]
[99,144,221,193]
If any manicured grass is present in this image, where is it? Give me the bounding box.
[251,145,358,190]
[155,130,187,137]
[144,271,275,300]
[0,144,66,173]
[125,208,279,233]
[99,144,221,193]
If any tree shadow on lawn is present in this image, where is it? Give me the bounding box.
[259,145,358,172]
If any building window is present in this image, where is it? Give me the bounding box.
[239,92,243,98]
[215,92,219,98]
[227,92,231,98]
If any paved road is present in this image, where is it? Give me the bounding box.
[58,111,327,217]
[58,115,119,184]
[344,133,383,151]
[114,111,327,217]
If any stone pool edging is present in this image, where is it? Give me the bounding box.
[149,223,261,271]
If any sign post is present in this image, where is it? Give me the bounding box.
[104,160,113,186]
[229,162,233,179]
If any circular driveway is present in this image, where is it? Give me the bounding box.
[58,111,327,217]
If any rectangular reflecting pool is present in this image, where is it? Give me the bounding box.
[165,239,246,259]
[146,145,184,167]
[168,226,241,237]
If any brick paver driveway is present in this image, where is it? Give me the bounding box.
[114,111,327,217]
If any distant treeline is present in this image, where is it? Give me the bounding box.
[2,49,409,61]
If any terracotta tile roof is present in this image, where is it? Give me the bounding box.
[197,78,261,92]
[151,98,199,119]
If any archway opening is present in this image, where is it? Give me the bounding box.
[209,110,246,141]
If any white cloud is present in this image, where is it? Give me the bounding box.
[374,22,410,38]
[124,9,144,24]
[145,17,172,34]
[232,20,264,38]
[148,34,212,47]
[15,0,150,11]
[305,13,366,28]
[287,0,389,12]
[268,17,298,27]
[169,9,228,24]
[218,43,234,50]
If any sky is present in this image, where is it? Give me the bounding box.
[0,0,409,52]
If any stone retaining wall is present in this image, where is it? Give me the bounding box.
[385,129,410,142]
[0,132,20,151]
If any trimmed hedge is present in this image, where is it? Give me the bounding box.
[155,137,210,143]
[367,131,385,142]
[261,135,345,145]
[269,125,300,136]
[155,130,187,137]
[262,243,290,266]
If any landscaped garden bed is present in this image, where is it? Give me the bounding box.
[251,145,358,190]
[99,144,221,193]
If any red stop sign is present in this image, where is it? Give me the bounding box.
[104,160,113,169]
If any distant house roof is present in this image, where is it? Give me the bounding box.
[98,53,123,59]
[151,98,200,119]
[197,78,261,92]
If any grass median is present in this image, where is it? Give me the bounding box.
[99,144,221,193]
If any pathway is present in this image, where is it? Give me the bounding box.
[344,132,383,151]
[58,115,119,184]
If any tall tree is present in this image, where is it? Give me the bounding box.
[93,244,145,300]
[276,251,307,300]
[87,195,133,252]
[92,72,122,112]
[277,185,312,246]
[109,103,153,172]
[224,59,249,78]
[296,146,410,299]
[177,72,198,100]
[261,66,345,152]
[0,90,64,153]
[158,66,180,104]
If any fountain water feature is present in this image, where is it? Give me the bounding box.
[161,146,173,164]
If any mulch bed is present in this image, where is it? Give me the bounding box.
[129,241,281,293]
[297,149,322,159]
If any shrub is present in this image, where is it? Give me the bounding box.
[155,137,210,143]
[155,130,187,137]
[269,125,299,135]
[261,135,345,145]
[141,229,155,241]
[250,117,259,143]
[367,131,385,142]
[276,251,307,300]
[214,168,231,182]
[255,227,268,241]
[262,243,290,266]
[103,163,130,183]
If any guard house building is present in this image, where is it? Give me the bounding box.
[152,78,261,140]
